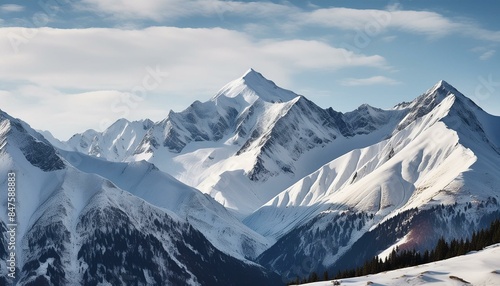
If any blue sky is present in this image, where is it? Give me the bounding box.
[0,0,499,139]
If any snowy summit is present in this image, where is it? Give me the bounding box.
[212,68,298,104]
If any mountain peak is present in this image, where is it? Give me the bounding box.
[437,79,450,87]
[428,79,460,96]
[240,68,267,83]
[213,69,297,104]
[241,67,258,77]
[0,109,65,171]
[395,80,465,131]
[356,103,378,111]
[239,68,278,87]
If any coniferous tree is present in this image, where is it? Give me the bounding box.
[433,237,448,260]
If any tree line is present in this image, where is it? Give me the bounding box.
[291,219,500,284]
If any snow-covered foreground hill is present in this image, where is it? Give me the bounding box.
[301,244,500,286]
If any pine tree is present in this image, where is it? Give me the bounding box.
[434,237,449,260]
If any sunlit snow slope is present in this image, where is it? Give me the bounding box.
[249,80,500,279]
[63,69,405,215]
[302,244,500,286]
[0,110,280,285]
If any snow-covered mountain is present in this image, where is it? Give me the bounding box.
[130,68,358,215]
[0,110,280,285]
[56,149,272,260]
[63,69,405,215]
[63,118,154,161]
[302,243,500,286]
[247,80,500,278]
[11,69,500,283]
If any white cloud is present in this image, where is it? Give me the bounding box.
[340,76,400,86]
[0,4,24,13]
[0,27,387,90]
[0,85,170,140]
[0,26,389,138]
[299,8,457,37]
[1,89,113,137]
[0,90,12,100]
[259,39,386,70]
[75,2,500,43]
[79,0,192,21]
[479,50,495,60]
[471,46,497,60]
[462,27,500,42]
[296,7,500,42]
[382,35,397,42]
[301,8,393,31]
[78,0,297,22]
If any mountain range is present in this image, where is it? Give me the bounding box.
[1,69,499,285]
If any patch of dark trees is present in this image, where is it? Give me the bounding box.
[291,218,500,284]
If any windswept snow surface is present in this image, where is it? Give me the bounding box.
[301,244,500,286]
[57,149,272,260]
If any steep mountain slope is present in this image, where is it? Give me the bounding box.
[0,110,281,285]
[303,243,500,286]
[64,118,154,161]
[248,81,500,278]
[64,69,405,215]
[246,82,473,237]
[57,149,271,260]
[130,69,354,214]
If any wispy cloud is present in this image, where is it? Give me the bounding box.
[299,8,456,38]
[471,46,497,60]
[479,50,495,60]
[0,4,25,13]
[340,76,400,86]
[295,7,500,42]
[76,1,500,44]
[382,35,397,42]
[462,27,500,42]
[77,0,297,22]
